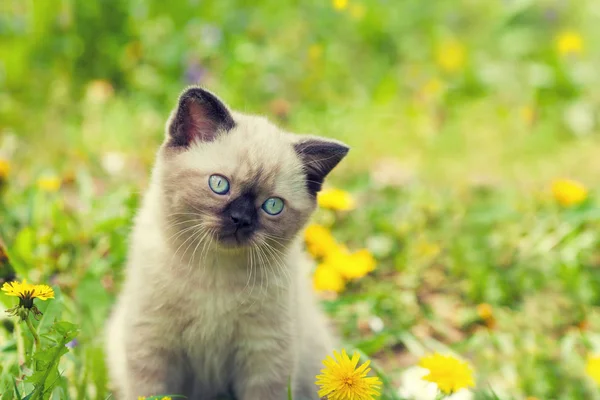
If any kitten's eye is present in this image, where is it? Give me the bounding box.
[208,174,230,195]
[262,197,284,216]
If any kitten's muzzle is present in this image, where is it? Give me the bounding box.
[220,193,257,244]
[230,210,254,230]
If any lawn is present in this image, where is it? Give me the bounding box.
[1,1,600,399]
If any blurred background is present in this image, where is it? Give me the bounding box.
[2,0,600,399]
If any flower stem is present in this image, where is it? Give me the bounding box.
[25,313,40,353]
[14,322,26,366]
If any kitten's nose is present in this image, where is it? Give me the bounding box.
[230,211,253,229]
[225,193,257,234]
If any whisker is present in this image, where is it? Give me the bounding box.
[166,222,206,242]
[261,241,292,289]
[241,245,259,309]
[260,232,290,244]
[167,224,207,269]
[199,228,214,267]
[189,227,212,269]
[254,244,269,298]
[239,246,253,306]
[179,226,207,267]
[164,218,202,230]
[165,212,208,218]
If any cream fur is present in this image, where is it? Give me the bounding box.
[105,106,341,400]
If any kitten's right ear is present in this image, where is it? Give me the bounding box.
[167,87,236,147]
[294,137,350,196]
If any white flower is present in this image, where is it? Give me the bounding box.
[101,152,126,175]
[368,316,385,333]
[398,366,473,400]
[366,235,394,258]
[563,102,594,136]
[527,62,554,88]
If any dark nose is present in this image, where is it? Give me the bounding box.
[225,193,257,233]
[231,211,253,229]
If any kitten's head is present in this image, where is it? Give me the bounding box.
[159,87,348,256]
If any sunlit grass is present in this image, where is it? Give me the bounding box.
[3,0,600,398]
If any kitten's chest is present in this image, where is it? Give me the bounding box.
[175,267,275,345]
[176,273,281,389]
[182,289,238,362]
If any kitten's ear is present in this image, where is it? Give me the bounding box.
[167,87,236,147]
[294,137,350,196]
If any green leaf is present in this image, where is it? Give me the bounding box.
[13,227,35,268]
[23,321,79,400]
[52,321,78,337]
[354,333,388,356]
[12,378,21,399]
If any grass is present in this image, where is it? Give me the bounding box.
[2,0,600,399]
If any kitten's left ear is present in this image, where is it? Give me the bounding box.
[167,87,235,147]
[294,137,350,196]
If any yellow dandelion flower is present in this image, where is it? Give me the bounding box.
[316,349,381,400]
[325,247,376,280]
[313,264,345,293]
[318,188,355,211]
[415,239,441,259]
[2,280,54,314]
[476,303,493,320]
[419,353,475,394]
[2,280,55,301]
[332,0,348,11]
[349,4,366,20]
[586,354,600,385]
[308,44,324,62]
[551,178,588,207]
[304,224,339,258]
[0,159,10,179]
[349,249,376,278]
[86,79,115,104]
[520,105,535,125]
[37,176,61,192]
[421,78,445,98]
[556,30,584,56]
[136,397,171,400]
[436,39,466,73]
[476,303,496,328]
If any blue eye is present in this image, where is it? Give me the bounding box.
[208,174,230,194]
[262,197,284,215]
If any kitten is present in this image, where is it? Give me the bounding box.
[105,87,349,400]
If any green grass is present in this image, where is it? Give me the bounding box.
[2,0,600,399]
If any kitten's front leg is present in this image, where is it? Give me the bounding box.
[233,328,293,400]
[121,332,188,398]
[234,365,290,400]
